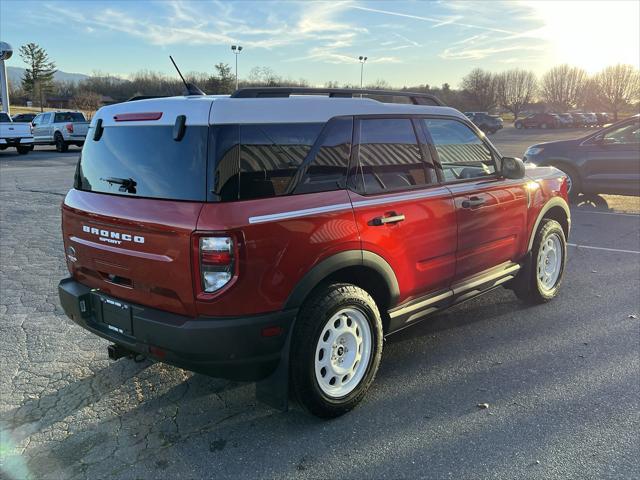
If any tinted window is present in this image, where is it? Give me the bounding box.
[353,118,432,194]
[423,118,496,181]
[76,126,208,201]
[603,121,640,144]
[211,123,323,201]
[294,117,352,194]
[0,113,10,123]
[54,112,86,123]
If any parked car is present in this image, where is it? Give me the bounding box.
[11,113,37,123]
[58,88,570,418]
[570,113,586,127]
[582,113,598,127]
[595,112,611,126]
[0,111,34,154]
[31,111,89,152]
[464,112,503,134]
[524,115,640,198]
[557,113,574,128]
[514,113,559,129]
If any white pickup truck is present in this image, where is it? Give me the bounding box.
[32,111,89,152]
[0,112,34,155]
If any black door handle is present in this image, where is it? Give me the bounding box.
[371,213,405,226]
[462,196,485,208]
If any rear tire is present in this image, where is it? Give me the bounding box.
[514,219,566,304]
[55,134,68,153]
[290,283,383,418]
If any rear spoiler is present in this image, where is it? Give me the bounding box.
[126,95,169,102]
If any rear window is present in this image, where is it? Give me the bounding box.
[0,113,10,123]
[55,112,86,123]
[76,125,208,201]
[211,123,324,201]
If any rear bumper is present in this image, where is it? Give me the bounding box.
[0,137,34,146]
[58,278,296,381]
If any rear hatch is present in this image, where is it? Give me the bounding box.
[62,98,212,316]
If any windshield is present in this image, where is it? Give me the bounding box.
[76,125,208,201]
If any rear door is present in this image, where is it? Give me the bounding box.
[62,105,211,316]
[583,119,640,195]
[422,118,528,282]
[348,117,457,308]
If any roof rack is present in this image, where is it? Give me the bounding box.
[230,88,444,106]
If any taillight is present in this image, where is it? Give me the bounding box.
[65,123,74,133]
[30,123,34,134]
[197,236,234,294]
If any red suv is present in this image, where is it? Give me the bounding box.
[58,88,570,417]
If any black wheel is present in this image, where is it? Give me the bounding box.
[515,121,523,129]
[55,134,68,153]
[290,283,383,418]
[552,164,581,201]
[17,146,31,155]
[514,219,566,304]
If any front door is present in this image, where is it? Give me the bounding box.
[583,119,640,196]
[421,118,528,282]
[348,117,457,307]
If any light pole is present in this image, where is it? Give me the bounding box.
[231,45,243,91]
[358,55,367,89]
[0,41,13,114]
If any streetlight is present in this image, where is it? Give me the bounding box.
[231,45,243,91]
[358,55,368,89]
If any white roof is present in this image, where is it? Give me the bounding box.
[92,94,465,127]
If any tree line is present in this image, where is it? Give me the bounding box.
[11,43,640,120]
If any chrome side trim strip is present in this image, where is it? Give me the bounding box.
[352,187,449,209]
[248,203,352,224]
[452,264,520,295]
[389,290,453,319]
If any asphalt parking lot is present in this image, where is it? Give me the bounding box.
[1,127,639,479]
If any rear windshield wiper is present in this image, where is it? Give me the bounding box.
[100,177,137,194]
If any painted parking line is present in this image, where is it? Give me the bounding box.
[570,210,640,218]
[568,243,640,254]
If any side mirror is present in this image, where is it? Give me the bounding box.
[501,156,526,179]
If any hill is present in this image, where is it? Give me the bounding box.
[6,66,89,86]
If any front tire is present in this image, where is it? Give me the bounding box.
[514,219,566,304]
[290,283,383,418]
[17,146,31,155]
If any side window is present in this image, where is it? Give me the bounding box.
[211,123,324,201]
[603,121,640,145]
[42,113,52,123]
[422,118,496,182]
[32,114,41,125]
[353,118,433,195]
[295,117,353,194]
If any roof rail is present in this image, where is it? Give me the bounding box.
[230,88,445,106]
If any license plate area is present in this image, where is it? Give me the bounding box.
[98,296,133,335]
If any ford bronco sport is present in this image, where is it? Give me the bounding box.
[58,88,570,418]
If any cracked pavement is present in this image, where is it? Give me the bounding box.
[1,132,639,480]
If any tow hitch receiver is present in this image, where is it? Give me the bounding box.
[107,344,133,360]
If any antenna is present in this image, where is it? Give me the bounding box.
[169,55,205,96]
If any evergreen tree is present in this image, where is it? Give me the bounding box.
[19,43,57,111]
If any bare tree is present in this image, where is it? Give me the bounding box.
[594,64,640,120]
[540,64,587,111]
[495,69,537,120]
[72,91,102,119]
[460,68,497,111]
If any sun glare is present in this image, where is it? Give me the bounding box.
[528,0,640,72]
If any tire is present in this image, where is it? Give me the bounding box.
[290,283,383,418]
[17,146,30,155]
[55,134,68,153]
[541,123,548,129]
[514,219,566,304]
[515,122,523,129]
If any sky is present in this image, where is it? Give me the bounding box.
[2,0,639,88]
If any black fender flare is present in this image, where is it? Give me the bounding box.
[283,250,400,310]
[527,196,571,252]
